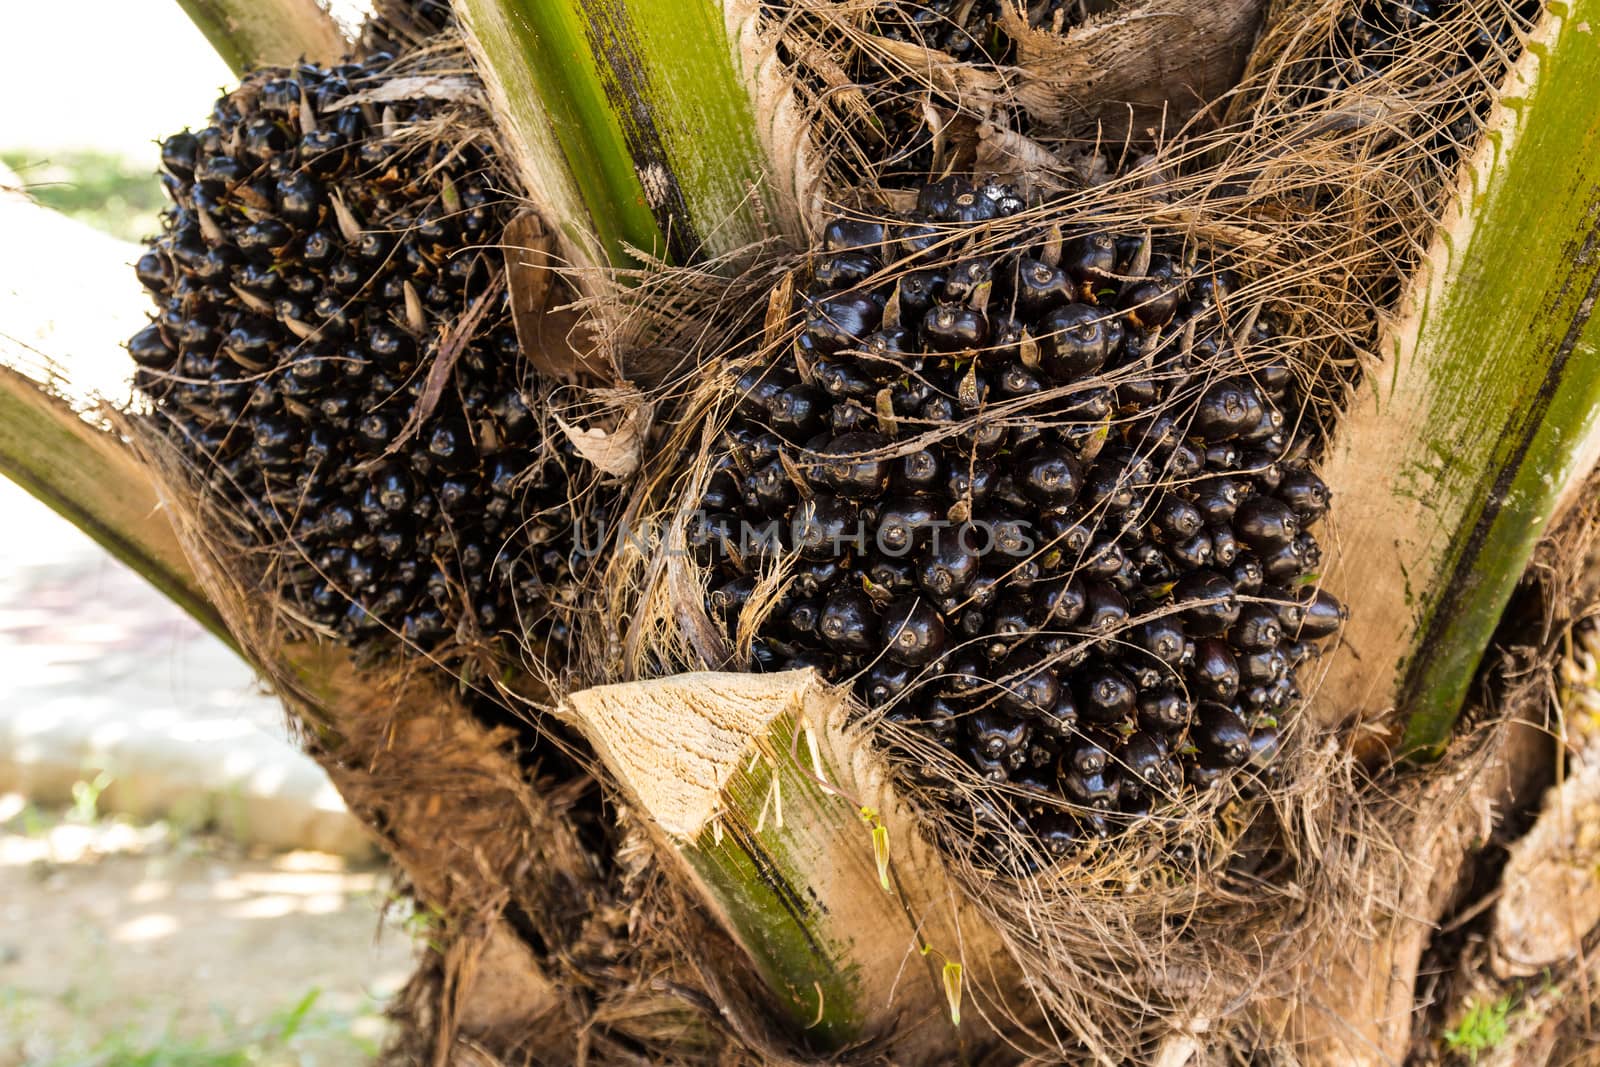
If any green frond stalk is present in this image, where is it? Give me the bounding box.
[0,366,233,654]
[455,0,780,271]
[1317,0,1600,756]
[174,0,347,76]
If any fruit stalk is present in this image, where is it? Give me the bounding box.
[1317,0,1600,755]
[173,0,347,76]
[454,0,781,272]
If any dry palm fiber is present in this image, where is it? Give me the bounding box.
[750,0,1269,211]
[359,0,457,56]
[570,0,1549,1059]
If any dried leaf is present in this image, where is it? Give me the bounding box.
[778,448,812,499]
[1019,330,1041,368]
[975,123,1065,180]
[298,85,317,137]
[402,280,426,336]
[1040,223,1064,267]
[871,822,891,892]
[866,34,1005,107]
[881,282,902,330]
[382,279,504,459]
[958,361,982,408]
[941,961,963,1027]
[874,387,898,438]
[330,192,363,244]
[555,402,653,478]
[283,316,319,341]
[764,270,795,347]
[503,211,606,382]
[196,203,225,245]
[229,284,273,317]
[332,75,482,110]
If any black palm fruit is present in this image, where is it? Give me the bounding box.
[127,56,585,663]
[696,179,1345,859]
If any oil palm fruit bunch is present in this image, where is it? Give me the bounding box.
[126,56,581,661]
[697,178,1345,858]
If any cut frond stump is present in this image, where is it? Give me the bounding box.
[563,669,1027,1059]
[0,364,231,651]
[1317,0,1600,755]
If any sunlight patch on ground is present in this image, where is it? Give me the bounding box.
[114,912,180,944]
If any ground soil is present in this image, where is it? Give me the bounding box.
[0,802,413,1066]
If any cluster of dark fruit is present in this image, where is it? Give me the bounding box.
[127,58,580,658]
[768,0,1082,186]
[1300,0,1542,171]
[696,178,1345,859]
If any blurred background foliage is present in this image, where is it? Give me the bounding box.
[1,151,164,243]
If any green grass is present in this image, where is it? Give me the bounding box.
[68,772,115,825]
[1443,995,1513,1063]
[1,149,164,243]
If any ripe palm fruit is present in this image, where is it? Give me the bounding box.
[696,178,1346,857]
[127,56,581,660]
